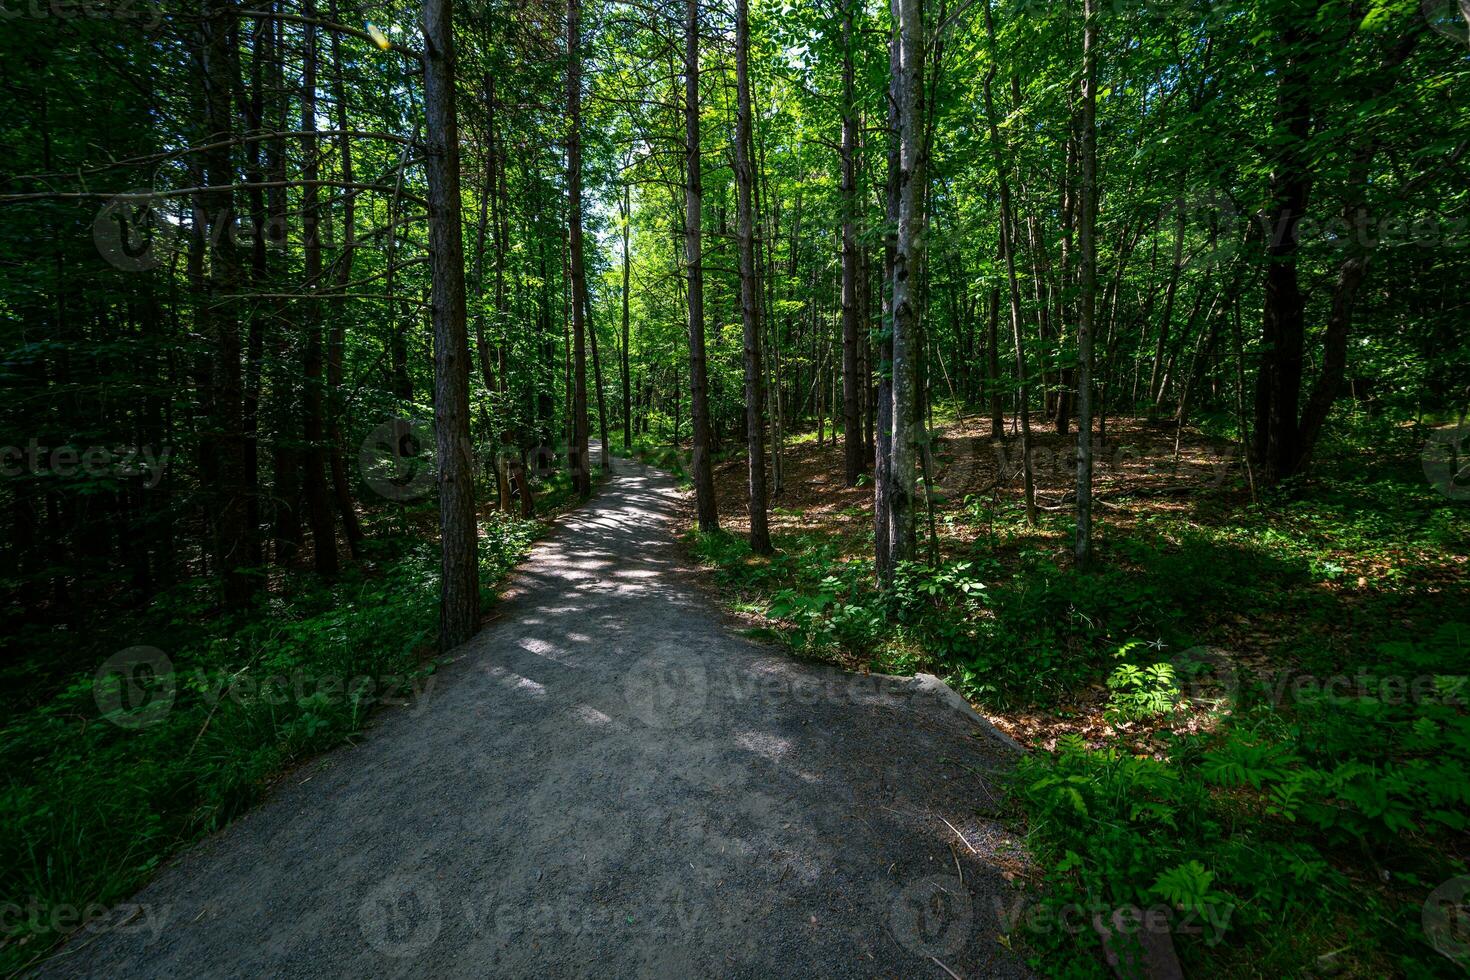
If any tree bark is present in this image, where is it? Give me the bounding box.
[568,0,592,496]
[1074,0,1098,568]
[198,0,254,604]
[874,0,900,583]
[735,0,772,555]
[585,289,612,470]
[471,84,511,510]
[241,11,269,569]
[1252,14,1312,486]
[987,276,1002,439]
[840,0,864,487]
[327,0,364,558]
[886,0,925,576]
[423,0,480,650]
[684,0,719,532]
[299,0,339,575]
[982,0,1036,524]
[621,181,633,450]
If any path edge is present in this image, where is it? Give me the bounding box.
[897,672,1027,754]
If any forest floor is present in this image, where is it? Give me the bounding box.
[675,411,1468,977]
[701,413,1463,751]
[702,414,1265,748]
[36,454,1033,979]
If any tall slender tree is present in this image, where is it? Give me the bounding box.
[299,0,339,575]
[568,0,592,495]
[422,0,480,650]
[327,0,365,560]
[873,0,900,584]
[839,0,864,487]
[735,0,772,555]
[1074,0,1099,567]
[982,0,1036,525]
[883,0,926,579]
[198,0,254,605]
[684,0,719,532]
[621,181,633,451]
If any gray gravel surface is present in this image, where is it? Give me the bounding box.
[40,457,1032,979]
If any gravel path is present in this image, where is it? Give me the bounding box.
[41,456,1031,979]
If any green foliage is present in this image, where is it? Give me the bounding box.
[1105,643,1182,724]
[1019,626,1470,975]
[0,516,538,973]
[692,429,1468,976]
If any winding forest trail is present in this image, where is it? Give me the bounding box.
[42,456,1030,979]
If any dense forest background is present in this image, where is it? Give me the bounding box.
[2,0,1468,974]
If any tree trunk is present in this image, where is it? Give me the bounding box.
[621,181,633,451]
[987,278,1003,439]
[874,0,900,584]
[472,84,511,510]
[299,0,339,575]
[1074,0,1098,568]
[735,0,772,555]
[886,0,925,578]
[198,0,254,604]
[1252,15,1312,486]
[982,0,1036,524]
[684,0,719,532]
[567,0,592,496]
[327,0,364,558]
[839,1,864,487]
[423,0,480,649]
[585,290,611,470]
[1148,194,1188,409]
[241,11,270,569]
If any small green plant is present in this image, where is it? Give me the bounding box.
[1104,639,1181,723]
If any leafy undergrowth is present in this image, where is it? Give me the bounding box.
[686,412,1469,977]
[625,434,740,488]
[0,480,585,974]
